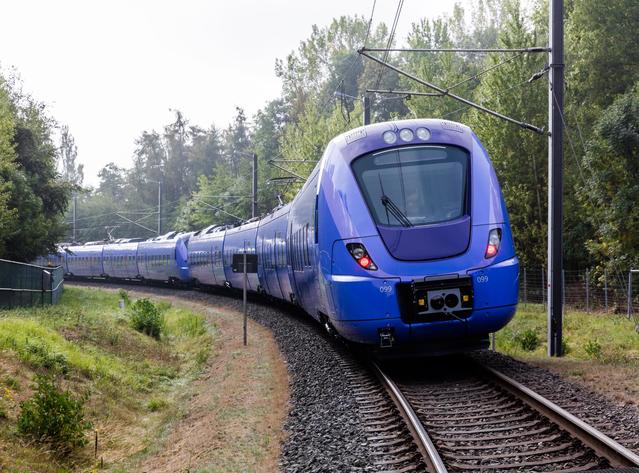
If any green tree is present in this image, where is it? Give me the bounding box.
[0,74,71,261]
[579,86,639,272]
[58,125,83,186]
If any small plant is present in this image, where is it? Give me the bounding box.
[130,299,164,339]
[156,300,172,312]
[23,342,69,375]
[17,376,92,454]
[146,398,168,412]
[3,376,20,390]
[118,288,130,306]
[584,339,602,359]
[514,329,540,351]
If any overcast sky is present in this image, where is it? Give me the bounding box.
[0,0,464,186]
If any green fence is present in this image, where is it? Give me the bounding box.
[0,259,64,309]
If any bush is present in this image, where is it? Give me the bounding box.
[584,339,603,359]
[514,329,540,351]
[130,299,164,339]
[17,376,92,453]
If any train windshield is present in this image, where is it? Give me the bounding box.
[352,145,469,227]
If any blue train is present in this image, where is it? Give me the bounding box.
[45,119,519,353]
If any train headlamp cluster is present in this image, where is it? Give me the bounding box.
[346,243,378,271]
[382,130,397,144]
[382,127,431,144]
[399,128,414,141]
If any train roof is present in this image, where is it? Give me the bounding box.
[330,118,475,165]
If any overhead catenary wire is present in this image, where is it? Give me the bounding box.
[359,48,545,134]
[375,0,404,90]
[362,47,549,53]
[367,51,529,103]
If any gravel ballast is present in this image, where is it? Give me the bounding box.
[474,351,639,455]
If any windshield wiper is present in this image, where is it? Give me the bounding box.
[381,195,413,227]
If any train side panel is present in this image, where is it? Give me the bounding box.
[66,245,105,277]
[288,169,323,319]
[223,222,259,290]
[256,207,290,300]
[188,235,216,286]
[102,243,139,279]
[137,239,190,283]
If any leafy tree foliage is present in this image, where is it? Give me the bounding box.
[58,125,83,186]
[0,74,71,261]
[579,86,639,272]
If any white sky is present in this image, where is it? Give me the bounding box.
[0,0,463,186]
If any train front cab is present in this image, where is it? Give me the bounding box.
[318,119,519,353]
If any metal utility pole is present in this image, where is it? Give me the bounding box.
[363,95,371,125]
[252,153,258,218]
[157,181,162,236]
[547,0,564,356]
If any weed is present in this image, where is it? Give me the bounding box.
[514,329,540,351]
[17,376,92,454]
[130,299,164,340]
[3,376,20,390]
[156,301,172,313]
[196,348,209,367]
[584,339,603,359]
[146,398,167,412]
[118,289,130,307]
[23,342,69,375]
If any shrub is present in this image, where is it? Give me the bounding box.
[584,339,603,359]
[17,376,92,453]
[514,329,540,351]
[130,299,164,339]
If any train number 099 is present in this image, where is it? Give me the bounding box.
[476,275,489,283]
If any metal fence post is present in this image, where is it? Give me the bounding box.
[604,269,608,311]
[585,268,590,313]
[628,271,633,319]
[562,269,566,315]
[523,267,528,307]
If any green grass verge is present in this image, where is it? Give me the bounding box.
[0,286,214,471]
[497,303,639,364]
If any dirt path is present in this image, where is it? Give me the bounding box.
[101,288,289,473]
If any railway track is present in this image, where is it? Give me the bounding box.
[371,358,639,473]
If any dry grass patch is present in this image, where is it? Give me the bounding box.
[133,300,289,473]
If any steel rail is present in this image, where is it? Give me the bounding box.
[370,362,449,473]
[479,363,639,468]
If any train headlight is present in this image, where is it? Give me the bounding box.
[382,131,397,144]
[485,228,502,258]
[416,127,431,140]
[399,128,414,141]
[346,243,378,271]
